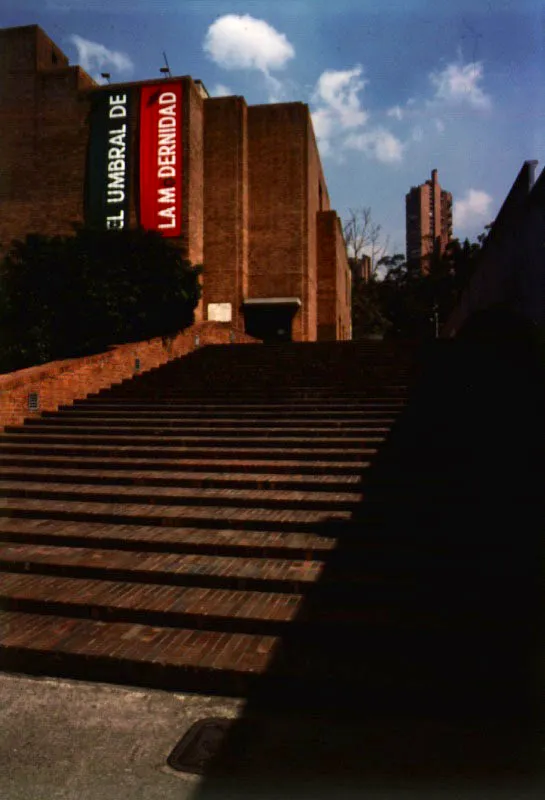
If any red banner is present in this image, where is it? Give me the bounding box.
[139,83,182,237]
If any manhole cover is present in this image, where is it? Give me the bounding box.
[167,717,234,775]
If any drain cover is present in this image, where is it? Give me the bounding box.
[167,717,234,774]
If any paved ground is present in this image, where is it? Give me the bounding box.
[0,672,244,800]
[2,670,544,800]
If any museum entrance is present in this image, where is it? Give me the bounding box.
[242,298,301,343]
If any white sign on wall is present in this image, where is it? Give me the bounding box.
[207,303,232,322]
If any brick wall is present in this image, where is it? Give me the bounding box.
[185,80,204,268]
[0,322,256,430]
[307,117,331,342]
[248,103,307,340]
[203,96,248,330]
[317,211,351,341]
[317,211,337,340]
[36,27,69,71]
[334,214,352,340]
[0,26,95,254]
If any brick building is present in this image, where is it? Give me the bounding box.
[349,254,372,282]
[405,169,453,273]
[0,24,351,342]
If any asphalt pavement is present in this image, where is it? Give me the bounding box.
[0,671,244,800]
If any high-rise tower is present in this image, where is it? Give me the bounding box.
[405,169,453,272]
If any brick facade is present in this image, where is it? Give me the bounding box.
[317,211,352,340]
[0,24,350,342]
[247,103,308,339]
[0,26,94,247]
[306,118,331,342]
[203,97,248,331]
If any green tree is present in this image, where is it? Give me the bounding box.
[351,275,391,339]
[347,217,489,340]
[0,227,202,373]
[378,254,433,338]
[374,228,488,339]
[440,236,482,300]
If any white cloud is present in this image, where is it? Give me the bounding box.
[454,189,493,229]
[435,119,446,133]
[311,66,372,158]
[310,66,403,164]
[387,105,404,121]
[203,15,294,73]
[313,66,368,129]
[411,126,424,143]
[344,128,404,164]
[429,61,492,110]
[203,15,294,103]
[311,107,335,141]
[315,136,332,158]
[262,73,286,103]
[210,83,233,97]
[68,34,133,79]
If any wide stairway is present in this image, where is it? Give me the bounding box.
[0,340,415,696]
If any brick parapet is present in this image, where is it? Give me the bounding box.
[0,322,256,430]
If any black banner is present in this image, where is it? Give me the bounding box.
[85,89,132,230]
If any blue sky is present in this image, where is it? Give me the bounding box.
[3,0,543,255]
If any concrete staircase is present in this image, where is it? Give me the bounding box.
[0,340,418,697]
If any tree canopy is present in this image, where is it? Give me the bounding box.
[350,233,487,340]
[0,227,202,373]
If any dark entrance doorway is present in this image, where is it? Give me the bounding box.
[242,298,301,343]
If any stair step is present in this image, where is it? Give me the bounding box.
[0,497,352,531]
[102,392,408,402]
[0,570,304,633]
[0,480,362,511]
[0,610,283,696]
[0,608,452,703]
[0,568,402,636]
[0,454,369,476]
[72,399,407,410]
[19,422,391,436]
[47,409,399,421]
[144,382,405,390]
[0,610,368,696]
[0,443,377,462]
[0,466,362,492]
[0,519,337,558]
[106,374,409,382]
[8,425,389,440]
[0,432,385,448]
[131,379,411,388]
[0,542,392,594]
[0,543,324,592]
